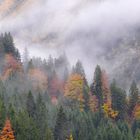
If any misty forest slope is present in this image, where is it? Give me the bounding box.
[0,33,140,140]
[1,0,140,139]
[0,0,140,89]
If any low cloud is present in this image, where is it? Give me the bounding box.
[0,0,140,82]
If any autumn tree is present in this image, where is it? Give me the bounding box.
[133,104,140,120]
[64,74,85,111]
[101,70,118,119]
[0,119,15,140]
[102,103,118,119]
[2,54,22,80]
[48,70,63,99]
[28,68,48,91]
[89,93,98,112]
[72,61,90,111]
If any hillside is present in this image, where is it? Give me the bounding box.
[0,0,140,138]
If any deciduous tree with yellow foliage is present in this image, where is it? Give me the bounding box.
[64,74,85,111]
[133,104,140,120]
[102,103,118,119]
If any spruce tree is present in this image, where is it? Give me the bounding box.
[15,110,39,140]
[36,93,48,140]
[3,33,20,60]
[93,65,103,108]
[27,59,34,71]
[26,91,36,119]
[129,81,139,117]
[54,106,68,140]
[72,60,85,77]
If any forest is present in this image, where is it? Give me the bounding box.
[0,33,140,140]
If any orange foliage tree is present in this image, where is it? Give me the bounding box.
[64,74,85,111]
[88,92,98,112]
[2,54,22,80]
[28,68,48,91]
[133,104,140,120]
[49,72,63,98]
[0,119,15,140]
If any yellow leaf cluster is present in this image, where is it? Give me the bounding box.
[102,103,118,119]
[66,134,74,140]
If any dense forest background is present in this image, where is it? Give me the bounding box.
[0,33,140,140]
